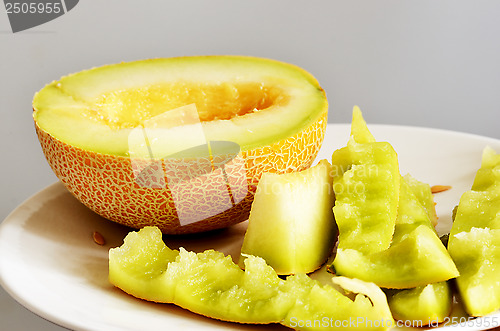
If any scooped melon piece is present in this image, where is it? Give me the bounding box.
[332,177,458,289]
[330,109,458,288]
[448,227,500,316]
[331,108,400,254]
[387,282,452,325]
[33,56,328,234]
[109,226,393,330]
[333,226,458,289]
[283,275,393,330]
[448,147,500,316]
[110,228,293,323]
[239,159,336,275]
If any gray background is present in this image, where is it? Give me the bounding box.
[1,1,500,330]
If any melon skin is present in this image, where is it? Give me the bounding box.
[34,110,326,234]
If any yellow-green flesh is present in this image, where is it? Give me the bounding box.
[239,159,336,275]
[448,147,500,316]
[33,56,327,156]
[387,282,452,324]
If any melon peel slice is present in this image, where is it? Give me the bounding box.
[109,226,393,330]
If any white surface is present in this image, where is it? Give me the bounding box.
[2,2,500,330]
[1,124,500,331]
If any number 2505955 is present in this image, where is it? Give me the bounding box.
[442,316,499,328]
[5,2,62,14]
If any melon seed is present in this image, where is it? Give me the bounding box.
[93,231,106,245]
[431,185,452,194]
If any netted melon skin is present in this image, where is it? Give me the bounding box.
[34,111,327,234]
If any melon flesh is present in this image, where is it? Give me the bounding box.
[404,174,438,227]
[33,56,327,157]
[331,107,400,255]
[239,159,336,275]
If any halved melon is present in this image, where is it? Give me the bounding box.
[33,56,328,234]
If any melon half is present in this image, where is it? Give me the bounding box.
[33,56,328,234]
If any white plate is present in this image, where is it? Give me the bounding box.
[1,124,500,331]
